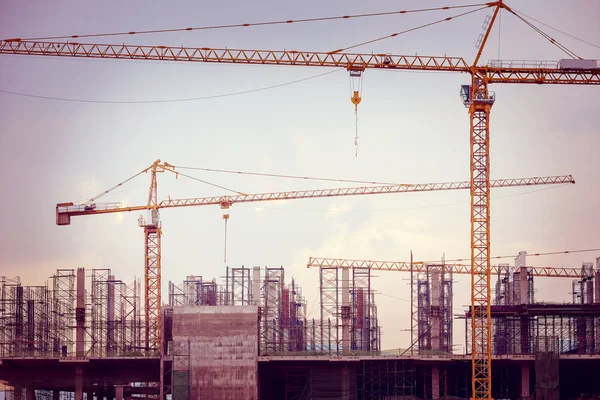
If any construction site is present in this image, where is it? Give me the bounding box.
[2,253,600,399]
[0,0,599,399]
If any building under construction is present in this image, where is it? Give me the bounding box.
[2,255,600,399]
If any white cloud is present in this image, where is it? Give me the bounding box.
[77,176,101,202]
[326,202,353,220]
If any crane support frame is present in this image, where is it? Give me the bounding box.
[144,226,161,353]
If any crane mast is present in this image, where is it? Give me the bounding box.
[137,160,171,354]
[468,3,502,396]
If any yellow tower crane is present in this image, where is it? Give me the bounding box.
[56,161,571,354]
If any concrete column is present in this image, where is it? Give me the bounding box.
[159,355,165,400]
[76,268,85,357]
[25,384,34,400]
[595,259,600,352]
[75,366,83,400]
[115,386,123,400]
[86,389,93,400]
[341,268,350,352]
[521,362,530,398]
[515,251,528,304]
[341,365,350,400]
[431,365,440,399]
[252,267,261,306]
[519,266,529,305]
[431,271,440,351]
[14,385,22,400]
[107,275,115,356]
[186,275,197,304]
[515,251,527,269]
[594,259,600,304]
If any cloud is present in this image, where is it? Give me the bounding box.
[287,211,470,349]
[77,176,101,202]
[0,253,107,287]
[326,202,352,220]
[115,197,128,223]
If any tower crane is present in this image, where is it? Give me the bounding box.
[56,159,572,352]
[4,1,599,397]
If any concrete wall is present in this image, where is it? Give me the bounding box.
[171,306,258,400]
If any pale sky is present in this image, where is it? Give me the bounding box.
[1,0,599,351]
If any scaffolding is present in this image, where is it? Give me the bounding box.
[281,279,306,352]
[262,267,285,353]
[479,263,600,356]
[166,266,365,356]
[359,360,416,400]
[0,268,142,360]
[90,269,143,357]
[467,303,600,355]
[227,267,252,306]
[168,276,218,307]
[53,269,75,357]
[413,263,453,354]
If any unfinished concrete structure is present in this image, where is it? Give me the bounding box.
[409,262,454,355]
[3,255,600,399]
[162,306,258,400]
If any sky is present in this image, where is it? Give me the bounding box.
[0,0,599,352]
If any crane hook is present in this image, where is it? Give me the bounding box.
[349,69,364,157]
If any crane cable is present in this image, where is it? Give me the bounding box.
[82,167,149,205]
[172,165,412,186]
[0,69,343,104]
[330,5,490,53]
[507,8,580,59]
[355,106,359,157]
[419,248,600,264]
[12,4,490,42]
[509,7,600,51]
[163,169,247,195]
